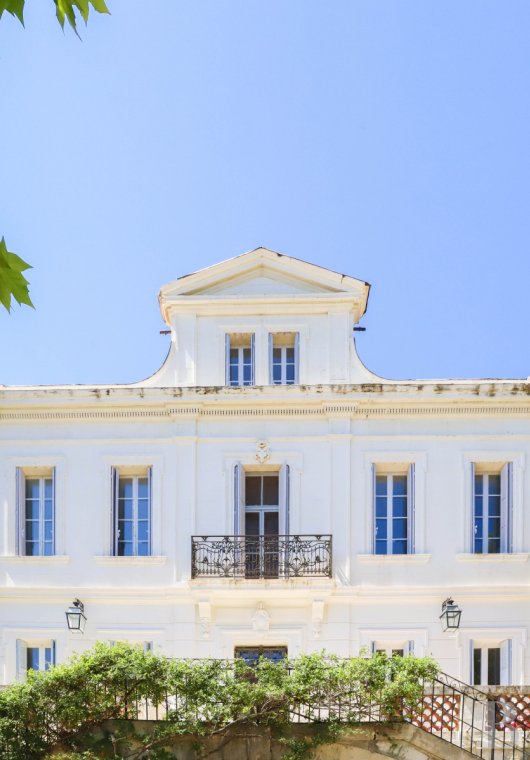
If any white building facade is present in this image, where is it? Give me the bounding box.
[0,247,529,687]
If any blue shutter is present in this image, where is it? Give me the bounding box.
[112,467,118,556]
[225,334,231,386]
[250,334,255,385]
[294,332,300,383]
[407,464,415,554]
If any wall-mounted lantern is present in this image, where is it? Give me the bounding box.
[65,599,87,633]
[439,597,462,631]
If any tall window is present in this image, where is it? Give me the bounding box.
[17,469,55,556]
[473,464,512,554]
[112,468,151,556]
[244,473,279,578]
[16,640,55,680]
[374,470,414,555]
[226,333,254,386]
[471,640,512,686]
[269,333,299,384]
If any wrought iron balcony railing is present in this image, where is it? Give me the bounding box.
[191,534,332,579]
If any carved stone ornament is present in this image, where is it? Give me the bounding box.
[255,440,271,464]
[251,603,270,632]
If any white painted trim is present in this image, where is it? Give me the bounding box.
[94,556,167,566]
[461,452,525,554]
[100,455,163,557]
[356,554,431,564]
[363,452,427,554]
[457,628,527,685]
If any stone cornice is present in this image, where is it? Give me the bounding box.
[0,400,529,423]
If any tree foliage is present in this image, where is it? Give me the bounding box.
[0,642,439,760]
[0,238,33,312]
[0,0,109,33]
[0,0,110,312]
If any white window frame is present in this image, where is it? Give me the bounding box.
[363,453,426,556]
[471,641,510,687]
[225,333,255,386]
[457,628,525,686]
[17,468,55,557]
[472,467,510,555]
[359,629,428,658]
[373,469,414,555]
[16,639,55,680]
[112,467,152,557]
[461,453,524,555]
[268,332,299,385]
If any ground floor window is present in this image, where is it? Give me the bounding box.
[234,646,287,665]
[471,640,511,686]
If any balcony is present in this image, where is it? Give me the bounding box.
[191,534,332,579]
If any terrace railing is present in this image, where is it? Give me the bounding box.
[191,534,332,579]
[109,664,529,759]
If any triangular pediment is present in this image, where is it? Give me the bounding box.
[160,247,369,299]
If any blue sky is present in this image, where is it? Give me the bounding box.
[1,1,529,385]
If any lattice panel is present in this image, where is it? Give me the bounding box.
[404,694,461,732]
[496,695,530,730]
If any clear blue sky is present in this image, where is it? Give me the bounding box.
[1,1,529,385]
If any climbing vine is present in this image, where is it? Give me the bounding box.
[0,642,439,759]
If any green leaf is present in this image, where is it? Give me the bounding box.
[0,238,34,312]
[54,0,110,34]
[0,0,25,25]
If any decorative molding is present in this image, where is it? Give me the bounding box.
[255,440,271,464]
[1,403,529,423]
[251,603,270,632]
[0,555,70,565]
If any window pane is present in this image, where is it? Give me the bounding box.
[25,479,40,499]
[475,474,483,496]
[393,539,407,554]
[376,518,387,539]
[262,476,279,505]
[44,521,53,542]
[138,521,149,542]
[273,349,281,362]
[44,478,53,499]
[285,364,295,383]
[27,648,39,671]
[375,496,387,518]
[245,512,260,536]
[119,478,133,498]
[393,519,407,539]
[137,541,149,556]
[392,649,404,657]
[473,648,482,685]
[264,511,279,535]
[44,499,53,520]
[26,541,39,556]
[26,521,39,541]
[245,477,261,506]
[118,540,133,556]
[393,476,407,496]
[474,494,483,518]
[138,478,149,499]
[489,475,501,494]
[488,517,500,540]
[488,648,501,686]
[44,647,53,671]
[121,522,133,541]
[25,501,39,520]
[392,496,407,518]
[243,363,252,384]
[488,495,500,517]
[118,499,133,520]
[273,364,282,383]
[375,477,387,497]
[375,539,387,555]
[138,499,149,521]
[488,537,501,554]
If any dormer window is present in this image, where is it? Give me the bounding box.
[269,333,299,385]
[226,334,255,386]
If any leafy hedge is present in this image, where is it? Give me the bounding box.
[0,642,439,759]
